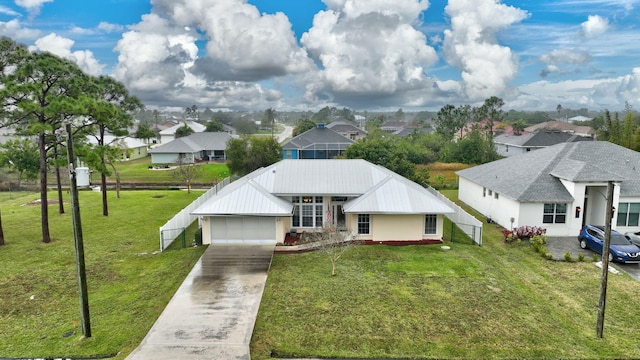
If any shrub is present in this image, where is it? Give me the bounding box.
[544,252,553,260]
[591,254,599,262]
[564,252,573,262]
[577,253,585,262]
[503,226,547,242]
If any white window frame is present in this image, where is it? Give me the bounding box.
[424,214,437,235]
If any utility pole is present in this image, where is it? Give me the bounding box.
[596,181,614,338]
[66,123,92,337]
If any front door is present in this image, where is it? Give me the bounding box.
[332,204,346,229]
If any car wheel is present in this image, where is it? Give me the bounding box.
[608,253,613,262]
[579,239,587,249]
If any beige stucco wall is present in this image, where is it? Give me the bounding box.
[346,213,445,241]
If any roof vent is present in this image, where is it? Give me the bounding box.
[317,123,325,129]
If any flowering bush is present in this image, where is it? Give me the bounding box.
[503,226,547,242]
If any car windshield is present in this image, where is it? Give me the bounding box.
[611,234,631,245]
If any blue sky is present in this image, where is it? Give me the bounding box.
[1,0,639,112]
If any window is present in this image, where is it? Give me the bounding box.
[483,187,486,197]
[357,214,370,235]
[488,189,493,196]
[424,214,437,235]
[617,203,640,226]
[291,196,324,228]
[543,203,567,224]
[494,192,499,199]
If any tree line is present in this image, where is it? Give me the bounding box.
[0,37,142,244]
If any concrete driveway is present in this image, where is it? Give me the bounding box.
[546,236,640,281]
[126,244,275,360]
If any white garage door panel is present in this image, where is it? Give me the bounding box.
[210,216,277,244]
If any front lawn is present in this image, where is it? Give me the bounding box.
[252,211,640,358]
[0,190,206,359]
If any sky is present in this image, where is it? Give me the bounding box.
[1,0,639,113]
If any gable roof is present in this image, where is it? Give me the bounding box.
[159,120,206,135]
[326,121,366,134]
[494,131,593,148]
[457,141,640,202]
[191,178,293,216]
[87,135,147,149]
[192,159,454,216]
[282,127,354,150]
[148,132,231,154]
[524,121,595,135]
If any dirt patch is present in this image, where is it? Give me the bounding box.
[23,199,60,206]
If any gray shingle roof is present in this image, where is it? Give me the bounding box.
[282,127,354,150]
[148,132,231,154]
[457,141,640,202]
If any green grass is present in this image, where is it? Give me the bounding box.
[0,190,207,359]
[92,157,230,185]
[251,192,640,359]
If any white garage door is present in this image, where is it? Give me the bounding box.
[210,216,277,244]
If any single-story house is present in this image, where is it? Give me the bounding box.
[326,121,367,140]
[148,132,232,164]
[493,131,594,157]
[457,141,640,236]
[87,135,148,161]
[524,121,595,138]
[191,159,454,245]
[282,124,355,159]
[159,120,206,144]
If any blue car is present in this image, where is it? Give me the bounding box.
[578,225,640,263]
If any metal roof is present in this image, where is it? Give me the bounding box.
[158,121,206,135]
[149,132,231,153]
[192,159,453,216]
[191,178,292,216]
[343,175,454,214]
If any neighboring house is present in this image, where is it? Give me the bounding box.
[102,136,148,161]
[159,120,206,144]
[148,132,232,164]
[394,127,434,137]
[494,131,594,157]
[191,159,454,245]
[282,124,355,159]
[380,121,406,133]
[456,141,640,237]
[326,121,366,140]
[456,120,517,140]
[525,121,595,138]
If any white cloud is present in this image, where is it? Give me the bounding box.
[511,67,640,110]
[538,49,592,77]
[113,13,196,92]
[301,0,439,106]
[15,0,52,17]
[97,22,124,33]
[442,0,529,100]
[0,5,20,16]
[112,0,317,109]
[580,15,609,38]
[0,19,41,40]
[30,33,104,76]
[70,26,95,35]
